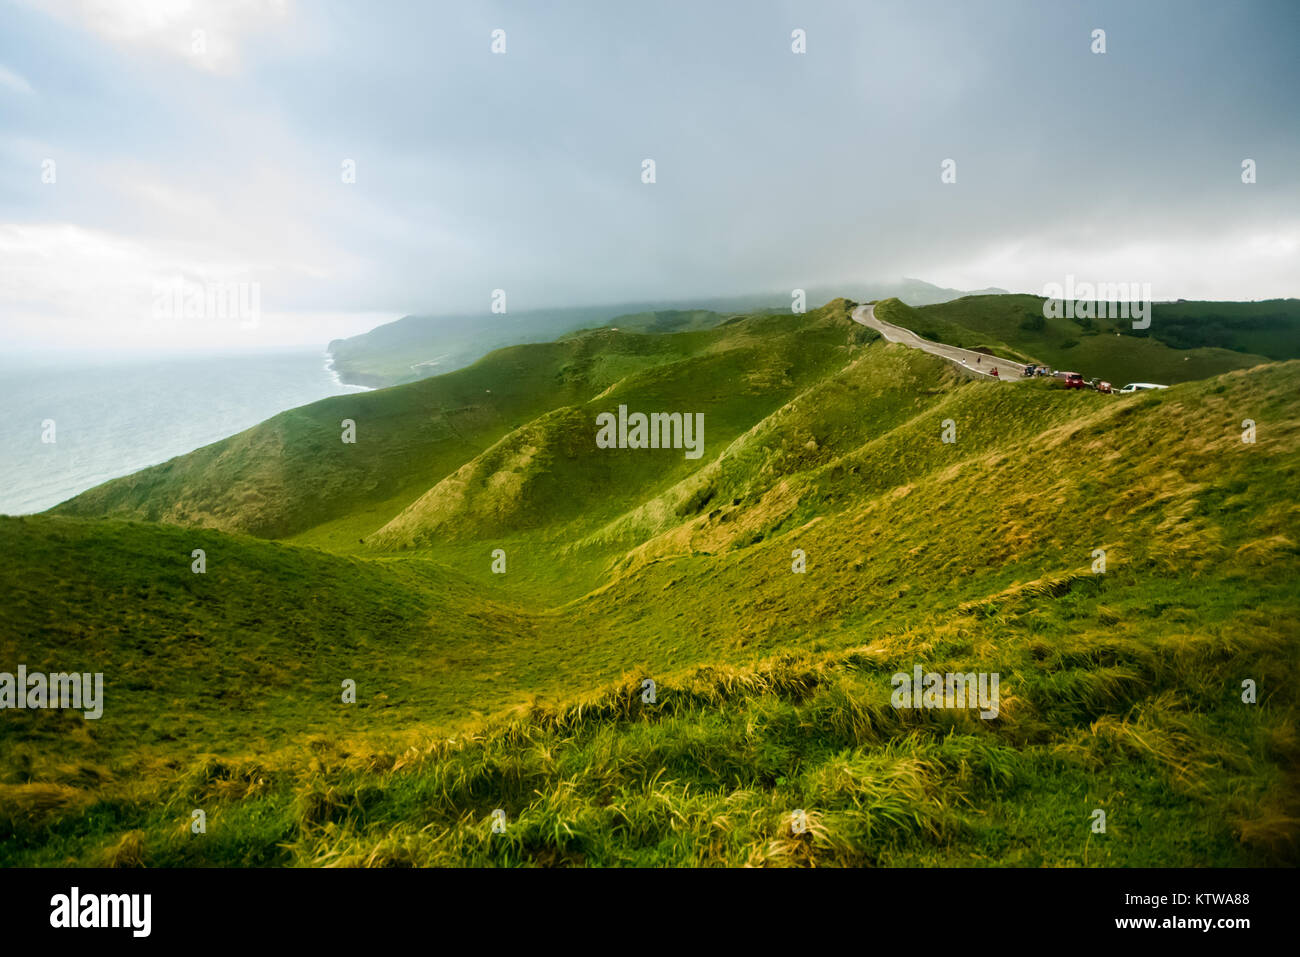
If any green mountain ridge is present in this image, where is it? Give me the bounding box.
[324,279,1013,389]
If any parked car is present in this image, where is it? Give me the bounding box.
[1118,382,1169,394]
[1023,363,1036,377]
[1062,372,1085,389]
[1096,381,1113,394]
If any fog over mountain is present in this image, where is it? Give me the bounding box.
[2,0,1297,354]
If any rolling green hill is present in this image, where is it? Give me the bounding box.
[1135,299,1300,359]
[324,281,1013,389]
[325,306,737,389]
[52,326,718,541]
[0,516,538,774]
[6,297,1298,867]
[53,303,867,549]
[876,294,1292,385]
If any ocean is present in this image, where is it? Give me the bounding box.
[0,350,370,515]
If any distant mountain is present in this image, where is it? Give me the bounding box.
[837,277,1011,305]
[326,279,1010,388]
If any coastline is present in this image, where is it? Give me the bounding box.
[1,350,376,515]
[323,350,376,392]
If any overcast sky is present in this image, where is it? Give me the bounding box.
[1,0,1297,352]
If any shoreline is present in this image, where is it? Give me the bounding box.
[323,350,375,392]
[0,351,378,515]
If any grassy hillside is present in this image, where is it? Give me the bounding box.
[368,307,874,548]
[52,325,719,542]
[878,295,1282,385]
[7,298,1298,867]
[1136,299,1300,359]
[562,309,730,338]
[0,516,543,775]
[324,281,1010,389]
[54,302,866,550]
[326,306,737,389]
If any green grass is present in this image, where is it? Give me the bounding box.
[0,516,543,774]
[5,605,1293,866]
[54,304,855,546]
[1135,299,1300,359]
[4,297,1298,867]
[877,294,1283,385]
[328,307,732,388]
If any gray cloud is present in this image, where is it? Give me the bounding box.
[1,0,1296,351]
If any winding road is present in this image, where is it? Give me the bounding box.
[852,303,1029,381]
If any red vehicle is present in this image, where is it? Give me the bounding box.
[1096,380,1113,394]
[1062,372,1085,389]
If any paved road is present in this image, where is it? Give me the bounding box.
[852,302,1028,381]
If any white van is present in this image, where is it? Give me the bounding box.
[1118,383,1169,394]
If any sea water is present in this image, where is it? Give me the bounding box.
[0,350,370,515]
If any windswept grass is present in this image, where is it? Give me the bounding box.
[3,605,1293,867]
